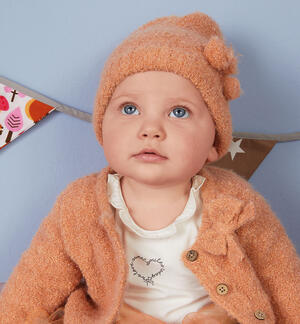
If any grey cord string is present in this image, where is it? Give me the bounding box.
[1,76,299,142]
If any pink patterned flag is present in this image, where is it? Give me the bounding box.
[0,82,56,150]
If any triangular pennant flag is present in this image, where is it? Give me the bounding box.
[210,137,277,180]
[0,82,56,150]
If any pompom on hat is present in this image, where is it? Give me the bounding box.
[92,11,243,160]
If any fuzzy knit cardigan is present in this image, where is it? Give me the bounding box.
[0,165,300,324]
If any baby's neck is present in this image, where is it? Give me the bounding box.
[119,176,192,230]
[120,176,191,207]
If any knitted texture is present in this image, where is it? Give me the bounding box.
[1,165,300,323]
[92,12,242,159]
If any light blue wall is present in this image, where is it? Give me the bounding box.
[1,0,299,281]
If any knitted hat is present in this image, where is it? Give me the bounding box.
[92,11,242,160]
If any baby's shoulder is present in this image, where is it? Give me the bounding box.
[203,165,273,215]
[53,171,103,229]
[57,171,99,206]
[203,165,253,193]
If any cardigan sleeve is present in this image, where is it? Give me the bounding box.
[0,193,82,323]
[239,189,300,323]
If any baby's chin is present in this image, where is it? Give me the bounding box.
[121,170,192,187]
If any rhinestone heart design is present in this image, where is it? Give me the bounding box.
[130,256,165,286]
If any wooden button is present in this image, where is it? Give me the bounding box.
[186,249,198,261]
[216,283,229,295]
[254,310,266,320]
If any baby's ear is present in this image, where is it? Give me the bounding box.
[206,145,219,163]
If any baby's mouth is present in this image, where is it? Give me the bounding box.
[133,152,168,161]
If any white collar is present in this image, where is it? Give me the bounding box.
[107,173,206,238]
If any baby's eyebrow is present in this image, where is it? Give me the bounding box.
[110,94,140,102]
[111,94,198,107]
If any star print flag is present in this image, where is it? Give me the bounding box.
[210,137,277,180]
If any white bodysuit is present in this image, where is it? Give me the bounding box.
[107,173,211,323]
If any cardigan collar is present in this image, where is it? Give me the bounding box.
[95,165,256,266]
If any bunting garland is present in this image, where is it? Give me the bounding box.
[1,76,299,180]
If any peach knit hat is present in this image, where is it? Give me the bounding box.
[92,11,242,159]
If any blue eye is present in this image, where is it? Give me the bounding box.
[120,103,189,118]
[121,104,139,115]
[169,107,189,119]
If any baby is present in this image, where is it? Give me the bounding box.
[1,11,300,324]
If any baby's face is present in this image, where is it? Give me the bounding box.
[102,71,218,186]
